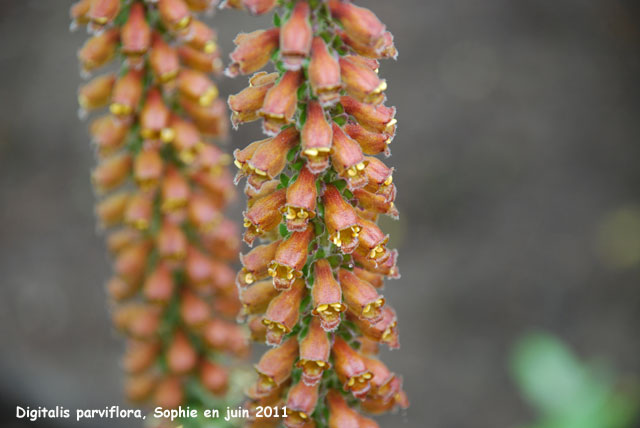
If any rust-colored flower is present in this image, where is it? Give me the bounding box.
[285,381,318,427]
[338,268,385,323]
[263,278,305,345]
[301,101,333,173]
[226,28,279,77]
[243,188,286,246]
[284,166,317,232]
[238,239,281,287]
[308,37,341,107]
[268,226,314,290]
[228,71,278,128]
[254,337,298,396]
[259,70,303,135]
[311,259,345,331]
[323,185,361,253]
[280,2,312,71]
[331,123,368,190]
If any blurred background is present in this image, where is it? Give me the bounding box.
[1,0,639,427]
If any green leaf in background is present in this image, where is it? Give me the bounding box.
[511,332,639,428]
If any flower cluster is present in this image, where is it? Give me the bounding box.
[228,1,408,426]
[71,0,247,416]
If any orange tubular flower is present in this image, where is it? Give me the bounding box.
[228,0,407,424]
[71,0,245,416]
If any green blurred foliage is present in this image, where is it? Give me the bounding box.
[511,333,639,428]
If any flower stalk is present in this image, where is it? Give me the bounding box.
[72,0,247,424]
[229,1,408,426]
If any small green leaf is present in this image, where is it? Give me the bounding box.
[333,116,347,126]
[343,189,354,199]
[287,145,300,162]
[273,12,281,27]
[279,173,290,187]
[279,223,290,238]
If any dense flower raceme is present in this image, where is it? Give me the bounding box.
[228,1,407,427]
[72,0,248,421]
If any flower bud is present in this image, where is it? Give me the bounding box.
[158,0,192,33]
[301,101,332,173]
[78,28,119,72]
[124,192,154,231]
[311,259,345,331]
[143,263,175,304]
[240,280,279,316]
[355,217,389,266]
[353,266,384,289]
[134,148,164,190]
[78,73,115,110]
[259,70,302,135]
[242,188,286,246]
[154,376,184,409]
[226,28,279,77]
[127,304,162,339]
[178,69,219,107]
[322,185,360,254]
[341,95,396,134]
[285,381,318,428]
[96,191,131,228]
[125,373,156,402]
[121,3,151,64]
[187,19,218,53]
[150,34,180,83]
[331,123,368,190]
[106,228,141,255]
[167,330,198,374]
[339,56,387,105]
[200,360,229,396]
[238,239,281,287]
[268,226,314,290]
[161,166,190,212]
[308,37,341,107]
[328,0,385,49]
[110,69,144,118]
[332,337,372,399]
[280,2,312,71]
[284,166,317,232]
[344,122,391,157]
[186,246,213,289]
[178,44,224,74]
[180,290,210,327]
[228,71,278,128]
[327,389,359,428]
[352,248,399,279]
[140,88,172,141]
[340,30,397,60]
[263,279,305,345]
[296,317,331,386]
[90,115,129,155]
[107,275,138,301]
[254,337,298,396]
[88,0,120,27]
[92,153,132,193]
[157,220,188,261]
[180,97,228,137]
[245,127,299,190]
[338,268,384,324]
[123,340,159,374]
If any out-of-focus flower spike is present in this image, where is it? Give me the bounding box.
[78,28,119,73]
[331,123,368,190]
[226,28,279,77]
[106,228,141,255]
[154,376,184,408]
[187,19,218,54]
[254,337,298,396]
[341,95,397,135]
[311,259,346,332]
[110,69,144,118]
[78,74,115,111]
[185,245,214,289]
[178,69,219,107]
[90,115,129,156]
[344,122,392,157]
[114,241,152,287]
[242,188,286,246]
[285,381,319,428]
[296,317,331,386]
[157,220,188,262]
[327,0,386,49]
[326,389,360,428]
[180,289,211,328]
[178,44,224,74]
[123,340,160,374]
[161,166,190,212]
[121,3,151,68]
[332,336,373,399]
[125,373,156,403]
[308,37,342,107]
[301,101,333,174]
[237,239,282,288]
[243,0,278,15]
[338,268,385,324]
[259,70,303,135]
[268,226,314,290]
[95,192,130,229]
[280,2,312,71]
[228,71,278,128]
[124,192,154,231]
[263,278,305,345]
[284,166,317,232]
[200,360,229,396]
[140,88,173,141]
[150,33,181,83]
[167,330,198,374]
[248,314,268,342]
[322,185,361,254]
[188,192,221,232]
[134,147,164,190]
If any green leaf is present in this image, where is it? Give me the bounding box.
[273,12,281,27]
[279,173,290,187]
[279,223,290,238]
[287,145,300,162]
[333,115,347,126]
[343,189,354,199]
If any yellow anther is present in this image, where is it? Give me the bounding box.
[304,148,319,157]
[384,175,393,186]
[175,16,191,31]
[160,127,175,143]
[374,80,387,94]
[244,272,255,285]
[204,40,217,54]
[385,118,397,133]
[316,304,329,312]
[356,162,366,171]
[198,86,218,107]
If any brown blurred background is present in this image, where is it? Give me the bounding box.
[1,0,639,427]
